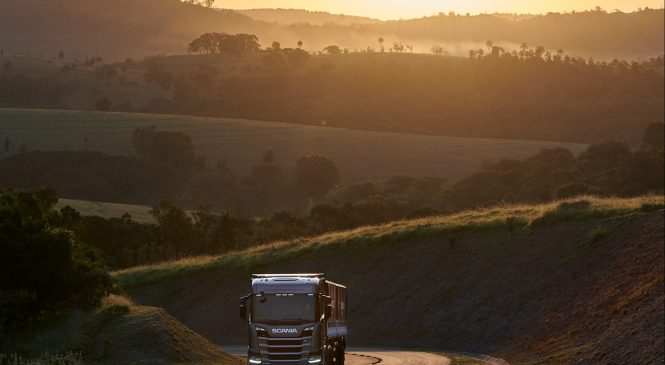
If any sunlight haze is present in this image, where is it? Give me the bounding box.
[215,0,664,19]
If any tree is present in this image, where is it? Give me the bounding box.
[323,45,341,55]
[285,48,310,66]
[262,52,285,66]
[95,97,111,111]
[378,37,385,52]
[294,155,340,198]
[57,50,64,61]
[132,127,197,172]
[271,41,281,51]
[641,123,664,151]
[0,190,112,330]
[297,40,303,49]
[432,45,444,55]
[150,201,197,254]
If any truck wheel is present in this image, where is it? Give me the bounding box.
[337,349,345,365]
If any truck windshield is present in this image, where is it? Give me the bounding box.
[252,294,316,323]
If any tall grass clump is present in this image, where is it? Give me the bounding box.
[0,352,83,365]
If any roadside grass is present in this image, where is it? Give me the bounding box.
[562,225,609,264]
[0,295,132,359]
[435,353,484,365]
[0,352,83,365]
[114,195,664,288]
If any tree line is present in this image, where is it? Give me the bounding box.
[1,123,660,271]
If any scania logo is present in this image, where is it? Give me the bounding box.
[272,328,298,334]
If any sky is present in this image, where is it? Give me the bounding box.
[214,0,664,19]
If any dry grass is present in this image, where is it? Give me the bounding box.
[56,199,157,224]
[114,194,664,288]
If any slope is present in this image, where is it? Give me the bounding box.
[115,195,665,364]
[1,295,242,365]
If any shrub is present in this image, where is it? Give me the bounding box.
[0,190,113,331]
[94,98,111,111]
[556,182,589,198]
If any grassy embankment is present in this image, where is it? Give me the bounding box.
[116,195,663,286]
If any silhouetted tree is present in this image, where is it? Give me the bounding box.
[294,155,340,198]
[323,45,342,55]
[94,97,111,111]
[132,127,197,172]
[0,190,112,330]
[641,123,664,151]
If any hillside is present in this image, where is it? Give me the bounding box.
[0,0,272,60]
[115,195,665,364]
[0,1,662,60]
[236,9,381,25]
[0,108,586,184]
[0,295,242,365]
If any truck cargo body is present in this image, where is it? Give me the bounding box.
[240,274,347,365]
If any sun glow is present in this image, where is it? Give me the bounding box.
[215,0,664,19]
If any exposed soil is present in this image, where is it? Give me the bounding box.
[124,211,664,364]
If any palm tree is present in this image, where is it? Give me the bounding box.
[378,37,385,52]
[297,40,303,49]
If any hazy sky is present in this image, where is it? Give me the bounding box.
[215,0,664,19]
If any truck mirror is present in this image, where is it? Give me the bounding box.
[240,295,249,320]
[324,303,332,319]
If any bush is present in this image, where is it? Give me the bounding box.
[0,190,113,331]
[94,98,111,111]
[556,183,589,198]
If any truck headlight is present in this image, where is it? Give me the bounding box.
[308,355,322,364]
[248,354,262,364]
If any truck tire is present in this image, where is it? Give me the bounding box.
[337,348,345,365]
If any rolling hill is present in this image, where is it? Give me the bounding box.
[115,195,665,364]
[0,0,662,60]
[236,9,381,25]
[0,108,587,184]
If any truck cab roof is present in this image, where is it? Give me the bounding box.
[251,273,343,294]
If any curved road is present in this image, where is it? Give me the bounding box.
[346,349,450,364]
[223,347,453,364]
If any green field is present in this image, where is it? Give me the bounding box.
[0,108,587,183]
[56,199,158,224]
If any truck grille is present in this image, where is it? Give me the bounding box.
[258,336,312,364]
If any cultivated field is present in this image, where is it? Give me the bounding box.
[56,198,158,224]
[0,108,587,183]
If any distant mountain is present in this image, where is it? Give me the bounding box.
[0,1,662,60]
[235,8,381,25]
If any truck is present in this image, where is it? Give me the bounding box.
[240,273,348,365]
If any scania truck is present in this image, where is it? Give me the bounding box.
[240,274,347,365]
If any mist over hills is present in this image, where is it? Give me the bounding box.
[0,0,662,60]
